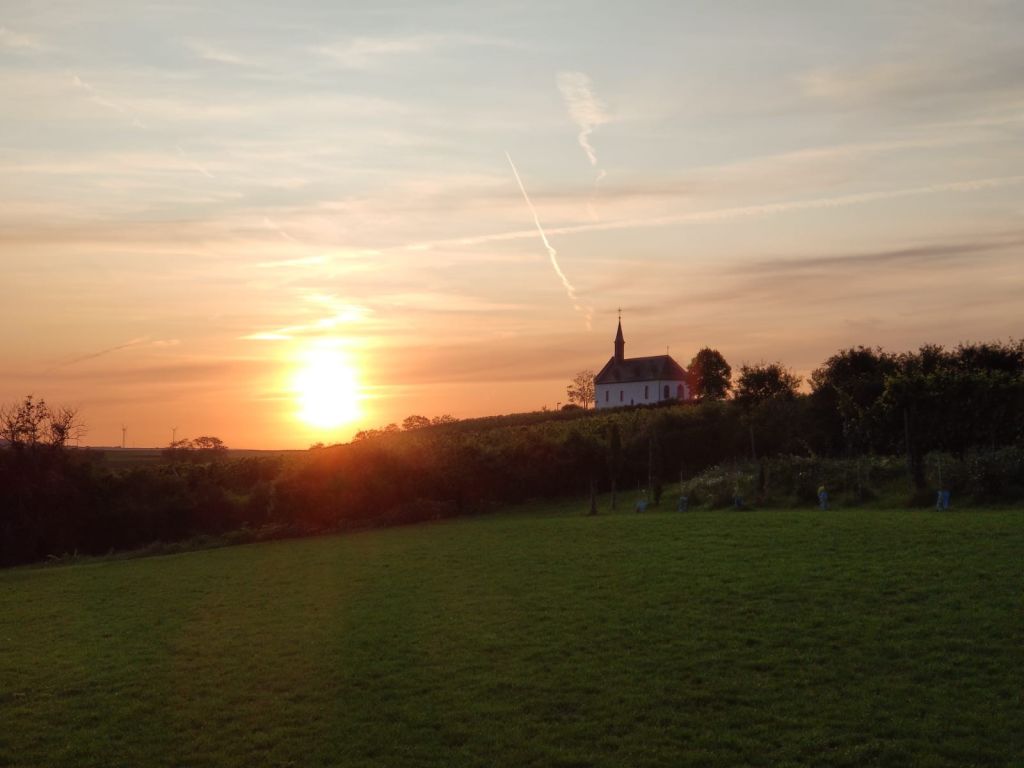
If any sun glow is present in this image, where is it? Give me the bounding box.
[292,346,362,429]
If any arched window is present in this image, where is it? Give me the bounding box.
[619,390,624,402]
[644,385,649,399]
[663,384,670,399]
[677,384,685,400]
[605,390,609,402]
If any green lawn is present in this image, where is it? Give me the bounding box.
[1,505,1021,767]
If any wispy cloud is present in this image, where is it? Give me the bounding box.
[0,25,44,51]
[744,232,1024,275]
[182,39,250,66]
[623,230,1024,326]
[557,70,612,219]
[557,71,610,168]
[315,34,513,70]
[798,48,1024,112]
[373,331,596,385]
[242,296,372,342]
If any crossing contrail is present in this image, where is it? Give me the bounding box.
[408,173,1024,252]
[505,152,591,329]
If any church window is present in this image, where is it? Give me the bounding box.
[644,385,649,399]
[605,390,609,402]
[619,390,624,402]
[663,384,670,399]
[677,384,684,400]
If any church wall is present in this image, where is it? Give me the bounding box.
[595,379,691,409]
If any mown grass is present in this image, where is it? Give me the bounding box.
[1,504,1021,767]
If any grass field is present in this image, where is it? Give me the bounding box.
[1,504,1021,767]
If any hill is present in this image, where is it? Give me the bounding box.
[4,338,1024,566]
[2,503,1021,767]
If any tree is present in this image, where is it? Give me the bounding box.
[192,435,227,452]
[566,370,596,410]
[688,348,732,400]
[162,438,195,461]
[0,395,83,449]
[402,414,431,431]
[735,363,801,406]
[953,340,1024,376]
[810,346,900,454]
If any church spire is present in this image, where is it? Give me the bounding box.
[614,309,625,363]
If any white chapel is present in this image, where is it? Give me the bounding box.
[594,318,693,408]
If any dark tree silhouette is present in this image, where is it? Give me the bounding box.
[402,415,431,430]
[192,435,227,452]
[689,348,732,400]
[566,370,596,409]
[0,395,83,449]
[735,363,801,405]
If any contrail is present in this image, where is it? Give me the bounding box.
[70,73,219,180]
[40,337,151,375]
[262,216,297,242]
[505,152,591,329]
[406,173,1024,252]
[176,145,216,180]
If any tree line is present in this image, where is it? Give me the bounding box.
[1,340,1022,566]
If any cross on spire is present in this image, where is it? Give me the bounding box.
[614,311,625,362]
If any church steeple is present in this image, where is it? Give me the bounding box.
[614,310,625,363]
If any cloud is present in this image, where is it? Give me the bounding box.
[241,296,373,342]
[557,71,611,168]
[621,231,1024,324]
[182,39,250,66]
[0,25,43,51]
[798,48,1024,113]
[371,331,596,385]
[240,290,530,345]
[315,34,513,70]
[743,233,1024,275]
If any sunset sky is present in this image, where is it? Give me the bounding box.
[2,1,1022,448]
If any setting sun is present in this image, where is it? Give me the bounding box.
[293,347,362,429]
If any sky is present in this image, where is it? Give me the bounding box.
[1,1,1022,448]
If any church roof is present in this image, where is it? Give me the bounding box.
[595,354,688,384]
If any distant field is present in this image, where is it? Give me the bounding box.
[1,505,1021,767]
